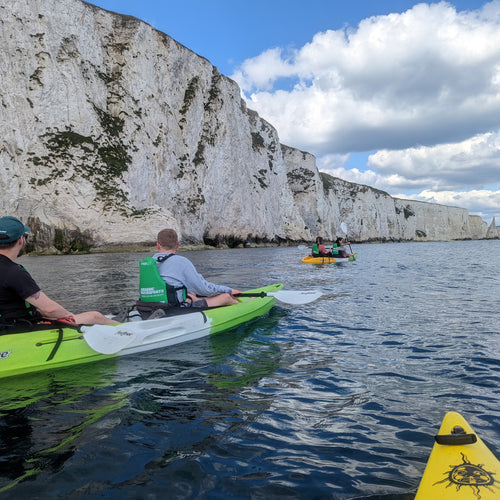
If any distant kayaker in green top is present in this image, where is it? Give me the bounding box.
[332,237,353,258]
[153,228,242,308]
[312,236,333,257]
[0,216,117,327]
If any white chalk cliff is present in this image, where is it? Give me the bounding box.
[1,0,496,251]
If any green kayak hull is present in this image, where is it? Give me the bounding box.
[0,283,282,379]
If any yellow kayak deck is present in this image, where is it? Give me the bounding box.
[301,253,357,264]
[416,411,500,499]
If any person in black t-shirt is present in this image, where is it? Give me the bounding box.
[0,216,117,326]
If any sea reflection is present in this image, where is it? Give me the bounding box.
[3,241,499,498]
[0,361,125,493]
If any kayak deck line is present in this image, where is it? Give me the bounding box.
[46,327,63,361]
[35,334,83,347]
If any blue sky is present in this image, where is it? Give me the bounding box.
[89,0,500,225]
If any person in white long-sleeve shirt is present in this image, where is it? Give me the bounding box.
[153,228,242,308]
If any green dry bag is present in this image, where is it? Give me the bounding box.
[139,257,168,303]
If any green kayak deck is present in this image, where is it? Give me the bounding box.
[0,283,282,379]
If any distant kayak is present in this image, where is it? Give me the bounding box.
[416,411,500,499]
[301,253,357,264]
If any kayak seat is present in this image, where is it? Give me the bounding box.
[135,300,210,320]
[111,305,135,322]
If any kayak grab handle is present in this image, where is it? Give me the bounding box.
[435,425,477,445]
[237,292,268,298]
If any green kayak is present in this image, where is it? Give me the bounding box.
[0,283,283,379]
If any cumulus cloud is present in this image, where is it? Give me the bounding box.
[318,133,500,222]
[368,132,500,190]
[230,48,296,91]
[234,2,500,151]
[231,1,500,223]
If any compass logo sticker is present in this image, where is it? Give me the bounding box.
[434,452,499,498]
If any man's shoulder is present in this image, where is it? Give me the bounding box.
[154,252,189,263]
[0,254,22,271]
[0,256,40,291]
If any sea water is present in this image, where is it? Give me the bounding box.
[1,240,499,499]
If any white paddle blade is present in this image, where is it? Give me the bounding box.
[83,325,136,354]
[340,222,347,234]
[271,290,322,305]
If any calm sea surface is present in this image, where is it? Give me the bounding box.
[1,240,499,499]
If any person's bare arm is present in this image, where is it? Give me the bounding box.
[25,290,74,320]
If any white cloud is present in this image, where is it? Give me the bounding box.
[230,1,500,223]
[367,132,500,190]
[231,48,295,91]
[233,2,500,153]
[317,156,432,193]
[318,135,500,224]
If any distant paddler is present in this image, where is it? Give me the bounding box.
[331,237,354,258]
[311,236,334,257]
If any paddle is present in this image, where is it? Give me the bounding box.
[340,222,354,256]
[83,325,137,355]
[236,290,322,305]
[83,289,322,355]
[82,310,209,355]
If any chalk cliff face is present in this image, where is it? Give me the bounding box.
[282,147,494,242]
[0,0,494,251]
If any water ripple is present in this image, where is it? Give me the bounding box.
[2,240,498,498]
